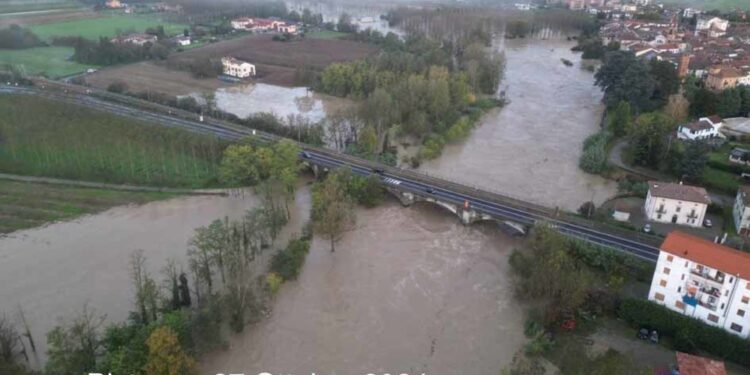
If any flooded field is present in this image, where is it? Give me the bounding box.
[200,202,526,375]
[210,83,351,123]
[419,37,617,211]
[0,187,311,367]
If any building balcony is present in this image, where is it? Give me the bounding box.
[690,268,725,284]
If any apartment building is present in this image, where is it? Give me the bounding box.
[644,181,710,227]
[648,231,750,338]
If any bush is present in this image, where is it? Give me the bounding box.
[269,238,310,281]
[266,273,283,295]
[618,299,750,366]
[579,131,611,174]
[107,81,129,94]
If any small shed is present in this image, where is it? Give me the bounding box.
[612,203,631,222]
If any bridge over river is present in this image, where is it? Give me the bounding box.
[1,81,663,262]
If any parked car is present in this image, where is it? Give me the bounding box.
[643,223,652,233]
[300,151,311,159]
[703,219,713,228]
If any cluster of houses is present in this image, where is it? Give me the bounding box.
[592,2,750,92]
[108,33,191,47]
[230,17,299,35]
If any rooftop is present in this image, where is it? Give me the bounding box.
[661,232,750,280]
[675,351,727,375]
[648,181,710,204]
[681,119,714,132]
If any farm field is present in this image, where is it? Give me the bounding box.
[28,14,188,41]
[0,46,96,78]
[167,33,378,84]
[0,10,99,28]
[0,0,80,15]
[85,61,233,96]
[0,179,174,234]
[0,95,227,188]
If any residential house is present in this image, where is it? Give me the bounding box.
[175,36,191,46]
[706,65,742,91]
[278,23,298,34]
[111,33,157,46]
[231,17,253,30]
[734,186,750,236]
[105,0,123,8]
[644,181,710,227]
[648,231,750,338]
[221,57,256,78]
[696,17,729,38]
[677,116,723,140]
[729,147,750,165]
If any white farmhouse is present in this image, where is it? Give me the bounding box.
[221,57,256,78]
[649,231,750,338]
[734,186,750,236]
[677,116,723,140]
[644,181,710,227]
[231,17,253,30]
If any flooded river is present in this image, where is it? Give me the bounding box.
[200,202,525,375]
[0,188,310,367]
[419,37,617,211]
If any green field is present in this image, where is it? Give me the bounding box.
[0,46,96,78]
[0,95,227,188]
[29,14,188,41]
[0,179,174,234]
[0,0,80,15]
[306,30,348,39]
[664,0,750,11]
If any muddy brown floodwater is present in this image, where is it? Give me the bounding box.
[0,187,311,368]
[419,37,617,211]
[199,203,526,375]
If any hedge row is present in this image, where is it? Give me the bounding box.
[707,159,749,176]
[618,298,750,367]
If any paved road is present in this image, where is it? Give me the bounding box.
[0,84,663,262]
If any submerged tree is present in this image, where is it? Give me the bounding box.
[312,170,355,252]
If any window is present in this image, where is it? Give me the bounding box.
[676,301,686,309]
[654,293,665,301]
[667,255,674,262]
[708,314,719,323]
[730,277,735,283]
[726,290,730,296]
[681,274,685,280]
[721,303,725,309]
[663,267,671,275]
[660,279,668,287]
[657,214,662,220]
[731,323,743,333]
[746,282,750,290]
[676,206,681,212]
[742,296,749,304]
[739,309,746,317]
[678,287,682,293]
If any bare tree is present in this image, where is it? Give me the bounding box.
[130,250,160,324]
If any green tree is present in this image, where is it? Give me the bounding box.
[649,59,680,106]
[218,144,259,186]
[608,101,632,137]
[143,327,195,375]
[717,88,742,118]
[679,141,708,182]
[357,125,379,155]
[627,112,675,168]
[312,170,355,252]
[45,306,104,375]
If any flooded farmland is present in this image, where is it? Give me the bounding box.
[210,83,352,123]
[0,187,311,367]
[419,37,617,211]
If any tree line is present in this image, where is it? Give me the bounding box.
[0,25,44,50]
[316,28,505,163]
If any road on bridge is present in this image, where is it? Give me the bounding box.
[0,83,663,262]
